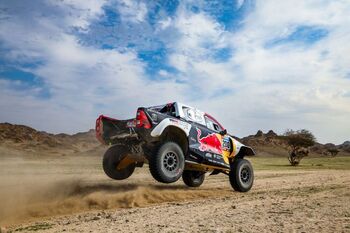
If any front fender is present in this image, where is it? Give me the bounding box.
[237,146,255,157]
[232,138,255,157]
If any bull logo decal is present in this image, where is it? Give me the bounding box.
[197,128,222,154]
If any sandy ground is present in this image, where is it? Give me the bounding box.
[0,155,349,233]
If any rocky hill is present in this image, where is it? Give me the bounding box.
[0,123,103,156]
[338,141,350,153]
[0,123,348,157]
[0,123,59,146]
[239,130,289,157]
[240,130,350,157]
[241,130,282,147]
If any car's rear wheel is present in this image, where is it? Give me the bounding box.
[149,141,185,183]
[182,170,205,187]
[229,158,254,192]
[103,145,136,180]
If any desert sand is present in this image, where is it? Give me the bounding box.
[1,153,349,233]
[1,124,349,232]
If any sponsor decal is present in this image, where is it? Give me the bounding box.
[169,118,190,131]
[197,128,223,154]
[169,118,178,123]
[126,119,136,128]
[222,136,231,151]
[189,153,197,160]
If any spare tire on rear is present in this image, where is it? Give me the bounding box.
[103,145,136,180]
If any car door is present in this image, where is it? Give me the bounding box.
[187,112,230,169]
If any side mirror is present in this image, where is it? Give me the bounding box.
[219,129,227,135]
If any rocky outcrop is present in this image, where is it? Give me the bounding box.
[0,123,99,155]
[338,141,350,152]
[255,130,263,137]
[0,123,59,146]
[266,130,278,138]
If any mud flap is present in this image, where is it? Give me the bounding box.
[116,156,135,170]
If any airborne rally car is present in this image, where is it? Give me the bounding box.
[96,102,255,192]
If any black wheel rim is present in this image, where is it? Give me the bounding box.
[163,151,179,172]
[240,167,250,183]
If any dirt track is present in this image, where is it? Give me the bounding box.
[1,155,350,232]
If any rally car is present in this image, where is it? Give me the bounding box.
[95,102,255,192]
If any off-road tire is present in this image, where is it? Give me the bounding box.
[149,141,185,183]
[229,158,254,192]
[103,145,135,180]
[182,170,205,187]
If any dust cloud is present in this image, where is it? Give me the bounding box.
[0,175,231,225]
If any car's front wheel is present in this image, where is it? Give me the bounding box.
[102,145,136,180]
[149,141,185,183]
[182,170,205,187]
[229,158,254,192]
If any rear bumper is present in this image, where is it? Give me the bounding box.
[95,113,159,147]
[95,115,138,145]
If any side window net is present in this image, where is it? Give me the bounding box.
[159,104,176,116]
[205,116,221,132]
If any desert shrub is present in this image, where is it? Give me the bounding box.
[327,148,339,157]
[283,129,316,166]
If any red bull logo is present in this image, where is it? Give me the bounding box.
[197,128,222,154]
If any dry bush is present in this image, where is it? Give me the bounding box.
[283,129,316,166]
[327,148,339,157]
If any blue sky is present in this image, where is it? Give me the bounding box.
[0,0,350,144]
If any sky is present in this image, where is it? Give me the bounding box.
[0,0,349,144]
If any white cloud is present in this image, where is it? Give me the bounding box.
[0,0,186,133]
[165,1,350,143]
[49,0,107,30]
[220,0,350,143]
[172,7,227,57]
[236,0,245,9]
[1,0,349,144]
[116,0,148,23]
[158,17,172,30]
[166,5,237,93]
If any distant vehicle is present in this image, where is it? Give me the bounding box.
[96,102,255,192]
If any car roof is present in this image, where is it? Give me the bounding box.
[148,102,224,129]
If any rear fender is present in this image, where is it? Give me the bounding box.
[150,118,191,137]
